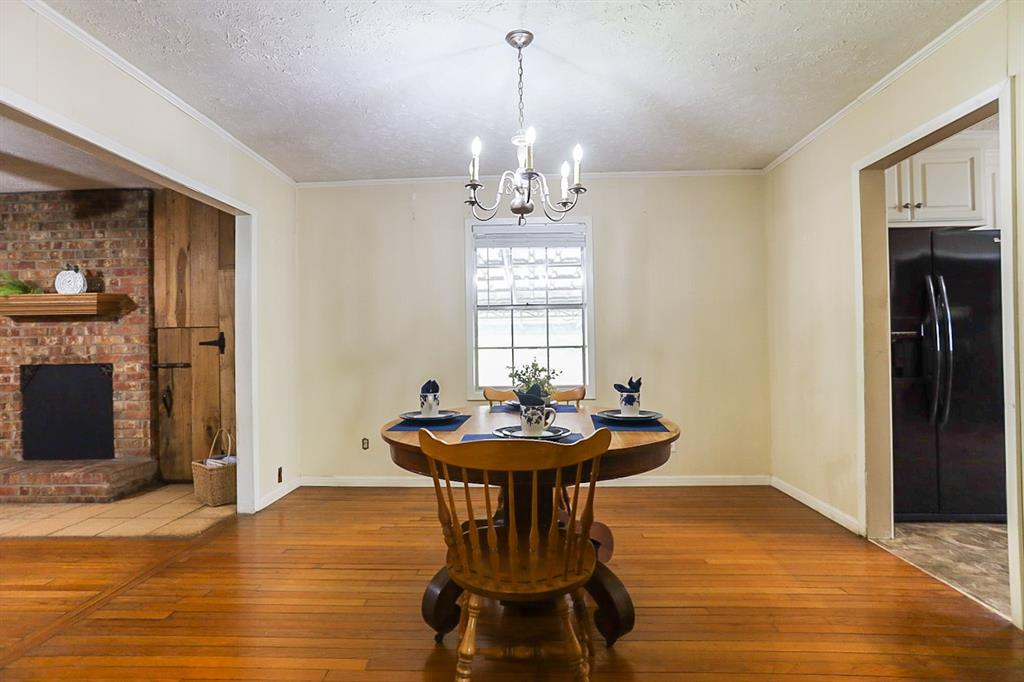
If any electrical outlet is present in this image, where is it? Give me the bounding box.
[277,466,283,483]
[670,442,678,453]
[361,438,370,450]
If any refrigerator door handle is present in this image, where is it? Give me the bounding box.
[937,275,954,426]
[923,275,943,425]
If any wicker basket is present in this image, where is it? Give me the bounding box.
[192,429,236,506]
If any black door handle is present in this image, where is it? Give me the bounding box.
[937,275,954,427]
[152,362,191,369]
[161,385,173,417]
[199,332,226,354]
[923,275,943,425]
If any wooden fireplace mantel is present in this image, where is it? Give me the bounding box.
[0,293,135,318]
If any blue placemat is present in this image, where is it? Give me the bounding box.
[490,404,578,414]
[388,414,471,432]
[590,415,669,432]
[462,432,584,444]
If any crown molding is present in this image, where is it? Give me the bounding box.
[764,0,1005,174]
[296,168,764,189]
[23,0,296,186]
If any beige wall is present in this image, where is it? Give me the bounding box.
[296,174,770,481]
[0,0,299,506]
[764,3,1018,524]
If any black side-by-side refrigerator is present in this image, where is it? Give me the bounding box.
[889,227,1006,521]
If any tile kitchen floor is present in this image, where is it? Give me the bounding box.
[874,522,1010,617]
[0,484,235,537]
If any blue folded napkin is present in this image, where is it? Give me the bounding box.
[462,432,584,443]
[420,379,439,394]
[388,414,470,432]
[514,383,547,407]
[590,414,668,432]
[613,377,642,406]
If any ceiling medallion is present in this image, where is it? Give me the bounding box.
[465,29,587,225]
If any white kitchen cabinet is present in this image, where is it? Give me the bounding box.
[885,161,913,223]
[885,130,996,227]
[910,148,984,224]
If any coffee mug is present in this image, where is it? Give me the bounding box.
[520,404,556,437]
[619,392,640,417]
[419,392,440,416]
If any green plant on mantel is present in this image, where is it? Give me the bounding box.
[508,360,561,395]
[0,272,43,296]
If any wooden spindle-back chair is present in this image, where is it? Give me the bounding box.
[482,386,516,407]
[551,386,586,407]
[418,428,611,682]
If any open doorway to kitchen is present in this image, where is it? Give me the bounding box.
[857,89,1020,625]
[0,102,257,526]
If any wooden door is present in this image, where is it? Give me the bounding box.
[156,328,222,481]
[910,148,984,224]
[153,190,220,328]
[153,189,236,481]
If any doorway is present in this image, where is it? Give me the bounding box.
[0,101,259,514]
[857,87,1021,625]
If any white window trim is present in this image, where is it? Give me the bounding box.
[464,217,596,401]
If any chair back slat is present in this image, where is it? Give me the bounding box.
[507,471,518,573]
[419,429,611,595]
[427,459,459,559]
[547,466,562,581]
[576,458,601,573]
[563,462,583,579]
[440,462,469,573]
[461,470,482,568]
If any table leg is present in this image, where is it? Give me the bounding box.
[585,561,635,647]
[421,567,463,643]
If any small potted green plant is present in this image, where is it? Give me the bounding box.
[508,360,561,403]
[0,272,43,296]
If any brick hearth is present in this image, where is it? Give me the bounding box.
[0,458,158,503]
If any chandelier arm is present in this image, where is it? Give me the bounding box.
[473,171,517,212]
[541,205,569,222]
[471,203,500,221]
[540,190,580,215]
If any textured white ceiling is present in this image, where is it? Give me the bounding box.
[0,114,156,193]
[46,0,982,182]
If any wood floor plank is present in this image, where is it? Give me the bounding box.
[2,486,1023,680]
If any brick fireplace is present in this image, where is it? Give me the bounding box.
[0,189,158,501]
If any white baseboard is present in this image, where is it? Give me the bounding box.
[602,474,770,487]
[300,476,432,487]
[297,474,770,488]
[770,476,864,535]
[254,478,301,511]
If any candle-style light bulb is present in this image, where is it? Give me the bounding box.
[560,161,570,201]
[572,144,583,186]
[525,126,536,170]
[469,137,482,182]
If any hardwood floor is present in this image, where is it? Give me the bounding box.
[1,486,1022,680]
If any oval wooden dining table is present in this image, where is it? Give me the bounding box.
[381,404,680,647]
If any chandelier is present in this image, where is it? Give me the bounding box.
[465,29,587,225]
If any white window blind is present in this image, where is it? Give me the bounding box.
[466,221,595,397]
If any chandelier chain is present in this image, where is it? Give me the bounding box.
[517,48,525,131]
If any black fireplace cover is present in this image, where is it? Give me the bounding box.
[20,364,115,460]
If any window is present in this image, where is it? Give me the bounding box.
[466,220,595,398]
